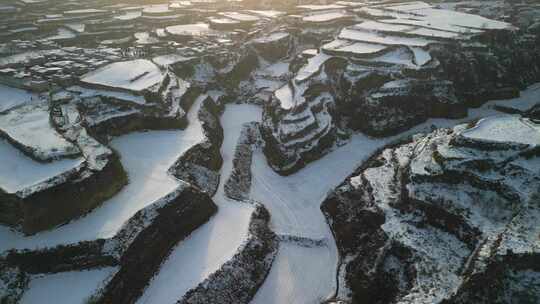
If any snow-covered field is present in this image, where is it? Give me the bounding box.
[364,1,511,33]
[137,104,261,304]
[323,39,387,56]
[250,83,540,301]
[302,11,351,23]
[275,84,296,110]
[489,82,540,111]
[136,203,253,304]
[339,27,435,47]
[295,53,331,82]
[372,48,415,67]
[0,96,204,251]
[252,242,337,304]
[20,267,117,304]
[165,23,212,37]
[67,85,146,104]
[152,54,194,67]
[219,12,259,22]
[245,10,285,18]
[0,84,38,113]
[352,20,461,39]
[80,59,164,94]
[4,71,539,303]
[297,4,345,11]
[252,32,289,44]
[0,104,80,161]
[0,138,83,193]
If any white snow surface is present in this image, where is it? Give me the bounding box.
[152,54,194,67]
[0,97,204,251]
[352,20,461,39]
[245,10,285,18]
[275,84,296,110]
[252,32,289,44]
[0,138,83,193]
[412,7,511,30]
[252,242,337,304]
[20,267,117,304]
[383,1,433,12]
[322,39,387,56]
[303,11,350,23]
[409,46,432,66]
[368,2,512,33]
[0,84,38,113]
[80,59,164,94]
[295,52,331,82]
[252,83,540,302]
[339,27,435,47]
[67,85,146,104]
[486,83,540,111]
[4,68,540,303]
[165,23,213,37]
[219,12,259,22]
[136,104,261,304]
[297,4,345,11]
[462,115,540,146]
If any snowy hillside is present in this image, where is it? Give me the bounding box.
[0,1,539,304]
